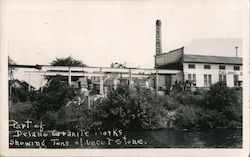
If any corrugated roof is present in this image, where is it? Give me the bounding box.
[183,54,242,65]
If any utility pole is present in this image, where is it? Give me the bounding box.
[235,46,238,58]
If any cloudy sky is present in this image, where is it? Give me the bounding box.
[4,0,246,87]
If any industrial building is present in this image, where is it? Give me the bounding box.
[32,66,181,95]
[154,20,243,88]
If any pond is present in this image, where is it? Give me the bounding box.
[9,128,242,148]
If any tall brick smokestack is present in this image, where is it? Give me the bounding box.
[156,20,162,55]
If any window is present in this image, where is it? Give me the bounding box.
[219,75,222,82]
[208,75,212,85]
[219,74,227,84]
[188,64,195,69]
[219,65,226,70]
[204,74,212,86]
[188,74,192,81]
[234,75,239,86]
[204,65,211,69]
[204,75,207,86]
[234,66,240,71]
[187,74,196,86]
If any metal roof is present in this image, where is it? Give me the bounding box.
[183,54,243,65]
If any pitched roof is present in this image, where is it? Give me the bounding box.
[183,54,242,65]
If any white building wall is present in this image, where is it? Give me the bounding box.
[226,65,234,87]
[183,63,243,87]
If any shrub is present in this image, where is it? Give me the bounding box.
[200,82,242,128]
[156,95,180,110]
[203,82,238,111]
[39,110,60,130]
[60,98,94,131]
[175,105,201,128]
[10,87,29,102]
[34,75,76,119]
[9,102,37,124]
[198,109,228,128]
[169,90,203,107]
[93,84,177,130]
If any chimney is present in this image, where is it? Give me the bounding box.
[156,20,162,55]
[235,46,238,58]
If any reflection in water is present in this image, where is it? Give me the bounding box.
[122,128,242,148]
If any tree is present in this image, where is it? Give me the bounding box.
[204,82,238,112]
[50,56,86,66]
[93,84,173,130]
[199,82,242,128]
[34,75,76,120]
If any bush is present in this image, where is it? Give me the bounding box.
[199,82,242,128]
[198,109,227,128]
[60,98,94,131]
[169,90,203,107]
[169,82,242,129]
[34,75,76,119]
[39,110,61,130]
[10,87,30,102]
[175,105,201,129]
[93,84,177,130]
[9,102,37,124]
[156,95,180,110]
[204,82,238,111]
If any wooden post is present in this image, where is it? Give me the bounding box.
[129,69,132,89]
[68,66,71,86]
[99,68,104,95]
[155,71,159,94]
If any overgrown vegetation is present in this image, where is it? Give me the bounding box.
[199,82,242,128]
[92,85,173,130]
[9,80,242,131]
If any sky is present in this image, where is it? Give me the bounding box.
[4,0,246,88]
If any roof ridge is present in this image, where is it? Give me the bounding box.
[183,54,242,65]
[184,54,242,59]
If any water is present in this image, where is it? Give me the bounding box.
[9,128,242,148]
[122,128,242,148]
